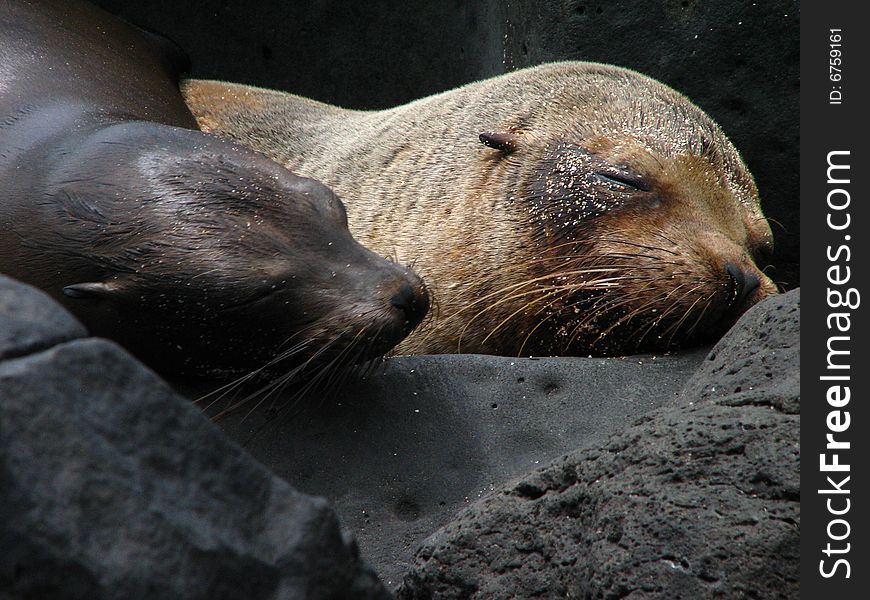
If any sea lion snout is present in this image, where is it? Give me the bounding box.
[333,256,430,358]
[725,262,761,309]
[388,277,430,334]
[715,259,776,322]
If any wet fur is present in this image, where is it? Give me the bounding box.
[0,0,428,377]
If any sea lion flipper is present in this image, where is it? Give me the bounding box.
[479,132,520,154]
[63,281,123,299]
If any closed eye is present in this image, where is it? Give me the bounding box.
[594,171,650,192]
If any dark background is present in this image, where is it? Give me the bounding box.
[94,0,800,289]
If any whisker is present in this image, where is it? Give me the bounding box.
[661,284,709,344]
[517,290,573,355]
[627,283,697,346]
[193,331,317,414]
[212,331,342,422]
[475,285,578,349]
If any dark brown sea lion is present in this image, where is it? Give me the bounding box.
[0,0,428,377]
[183,63,777,357]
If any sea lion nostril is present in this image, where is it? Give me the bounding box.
[390,282,429,327]
[725,263,760,307]
[743,271,761,297]
[725,262,744,291]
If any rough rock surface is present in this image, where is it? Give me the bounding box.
[681,290,800,415]
[192,350,709,587]
[0,274,86,360]
[94,0,799,288]
[396,290,800,599]
[0,275,389,600]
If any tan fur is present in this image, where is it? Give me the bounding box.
[182,62,777,356]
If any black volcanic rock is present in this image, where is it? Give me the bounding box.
[0,274,87,360]
[396,290,800,599]
[208,350,709,587]
[0,276,389,600]
[681,289,800,414]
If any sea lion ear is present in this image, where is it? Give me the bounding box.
[63,281,124,299]
[479,132,520,154]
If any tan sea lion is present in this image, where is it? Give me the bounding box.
[0,0,428,377]
[182,62,777,356]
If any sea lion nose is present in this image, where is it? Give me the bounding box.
[725,262,761,309]
[390,280,430,330]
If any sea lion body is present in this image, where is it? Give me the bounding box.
[0,0,428,376]
[185,63,777,356]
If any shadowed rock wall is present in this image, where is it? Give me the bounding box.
[397,290,800,598]
[0,275,390,600]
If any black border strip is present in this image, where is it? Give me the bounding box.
[801,1,869,595]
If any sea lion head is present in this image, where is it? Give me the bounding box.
[50,122,429,376]
[470,64,776,355]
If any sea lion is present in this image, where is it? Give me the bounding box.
[184,62,777,357]
[0,0,428,377]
